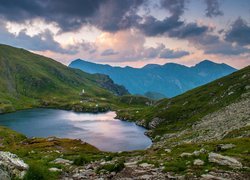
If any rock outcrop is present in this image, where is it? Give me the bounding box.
[0,151,29,179]
[208,152,242,169]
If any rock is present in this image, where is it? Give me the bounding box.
[52,158,73,165]
[216,144,236,151]
[149,117,164,129]
[201,174,226,180]
[180,153,193,157]
[0,169,10,180]
[49,167,62,172]
[164,149,171,153]
[47,137,57,141]
[208,152,242,168]
[140,174,153,179]
[193,159,204,166]
[124,161,138,167]
[193,148,207,156]
[0,151,29,179]
[139,163,153,168]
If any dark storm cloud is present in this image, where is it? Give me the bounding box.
[225,17,250,46]
[137,0,186,36]
[168,23,209,38]
[0,0,216,38]
[91,0,144,32]
[204,0,223,18]
[138,15,184,36]
[0,0,145,32]
[101,49,119,56]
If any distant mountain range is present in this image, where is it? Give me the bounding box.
[69,59,237,97]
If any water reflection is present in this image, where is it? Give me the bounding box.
[0,109,152,152]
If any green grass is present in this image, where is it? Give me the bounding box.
[117,65,250,136]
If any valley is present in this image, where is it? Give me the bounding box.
[0,44,249,179]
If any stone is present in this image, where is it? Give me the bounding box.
[139,163,153,168]
[201,174,226,180]
[164,149,171,153]
[180,153,193,157]
[52,158,73,165]
[49,167,62,172]
[0,169,10,180]
[140,174,153,179]
[193,148,207,156]
[124,161,138,167]
[208,152,242,168]
[216,144,236,151]
[0,151,29,179]
[193,159,204,166]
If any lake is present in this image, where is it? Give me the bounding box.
[0,109,152,152]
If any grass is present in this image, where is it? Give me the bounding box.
[117,65,250,136]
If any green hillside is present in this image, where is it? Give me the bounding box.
[117,65,250,136]
[0,44,126,113]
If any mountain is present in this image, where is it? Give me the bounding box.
[143,91,166,100]
[117,65,250,137]
[69,59,237,97]
[0,44,128,113]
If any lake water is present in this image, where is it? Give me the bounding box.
[0,109,152,152]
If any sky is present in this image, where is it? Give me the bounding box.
[0,0,250,68]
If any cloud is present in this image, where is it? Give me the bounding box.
[0,0,146,33]
[159,49,190,59]
[225,17,250,46]
[168,23,210,38]
[0,20,77,54]
[204,0,223,18]
[189,33,250,55]
[101,49,119,56]
[138,15,184,36]
[161,0,186,17]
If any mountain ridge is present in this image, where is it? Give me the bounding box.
[69,59,237,97]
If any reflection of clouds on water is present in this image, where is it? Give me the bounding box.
[0,109,152,152]
[61,111,117,122]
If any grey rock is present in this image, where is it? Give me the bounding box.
[208,152,242,168]
[216,144,236,151]
[201,174,227,180]
[0,151,29,179]
[52,158,73,165]
[49,167,62,172]
[164,149,171,153]
[193,159,204,166]
[180,153,193,157]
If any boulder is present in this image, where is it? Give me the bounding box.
[52,158,73,165]
[208,152,242,168]
[201,174,226,180]
[49,167,62,172]
[180,153,192,157]
[216,144,236,151]
[193,159,204,166]
[0,151,29,179]
[164,149,171,153]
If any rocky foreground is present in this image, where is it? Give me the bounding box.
[0,96,249,180]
